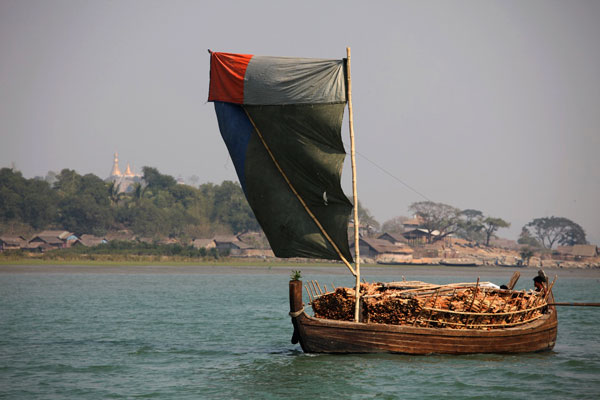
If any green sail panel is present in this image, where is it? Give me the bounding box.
[244,56,346,105]
[209,51,353,262]
[243,104,353,261]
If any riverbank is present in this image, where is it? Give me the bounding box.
[2,263,600,280]
[2,255,599,271]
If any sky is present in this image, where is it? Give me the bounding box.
[1,0,599,244]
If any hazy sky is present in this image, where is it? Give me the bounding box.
[1,0,599,244]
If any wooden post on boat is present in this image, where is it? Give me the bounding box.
[289,280,304,346]
[346,47,361,323]
[290,280,304,315]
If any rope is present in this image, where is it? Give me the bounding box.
[289,308,305,318]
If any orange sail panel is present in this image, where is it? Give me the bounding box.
[208,52,253,104]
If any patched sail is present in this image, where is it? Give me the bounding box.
[208,51,353,261]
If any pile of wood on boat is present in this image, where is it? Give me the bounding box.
[308,279,555,330]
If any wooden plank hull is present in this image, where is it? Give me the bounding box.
[289,280,557,355]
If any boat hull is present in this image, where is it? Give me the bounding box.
[289,280,557,355]
[439,262,481,267]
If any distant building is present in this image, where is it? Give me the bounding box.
[555,245,599,260]
[213,235,252,255]
[105,230,137,242]
[350,237,413,259]
[0,236,27,251]
[73,234,108,247]
[402,215,424,230]
[191,235,274,258]
[403,228,440,245]
[106,152,142,193]
[572,245,599,258]
[378,232,408,245]
[27,230,77,250]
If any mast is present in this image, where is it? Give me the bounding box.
[346,47,361,323]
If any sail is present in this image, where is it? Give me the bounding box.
[208,51,353,261]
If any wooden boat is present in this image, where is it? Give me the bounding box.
[439,258,483,267]
[495,259,528,268]
[208,48,558,354]
[376,261,429,266]
[289,280,557,354]
[496,263,528,268]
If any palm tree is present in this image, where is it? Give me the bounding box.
[108,181,123,206]
[132,182,147,205]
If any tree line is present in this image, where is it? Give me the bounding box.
[0,167,589,249]
[379,201,588,249]
[0,167,259,239]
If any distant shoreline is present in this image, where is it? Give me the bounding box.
[2,263,599,279]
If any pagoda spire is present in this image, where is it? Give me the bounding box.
[124,163,134,177]
[110,152,122,177]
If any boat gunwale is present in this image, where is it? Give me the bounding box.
[293,306,557,338]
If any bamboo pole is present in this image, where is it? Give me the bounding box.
[306,283,314,300]
[315,280,324,295]
[310,280,320,298]
[304,285,313,303]
[311,281,319,299]
[346,47,361,323]
[543,275,558,303]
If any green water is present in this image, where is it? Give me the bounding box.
[1,266,599,399]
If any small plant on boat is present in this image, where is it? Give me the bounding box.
[290,270,302,281]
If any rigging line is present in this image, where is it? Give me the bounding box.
[344,143,433,202]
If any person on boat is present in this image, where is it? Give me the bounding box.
[533,272,547,293]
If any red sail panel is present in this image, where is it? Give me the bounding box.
[208,52,253,104]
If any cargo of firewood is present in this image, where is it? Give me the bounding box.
[310,287,358,321]
[310,282,548,330]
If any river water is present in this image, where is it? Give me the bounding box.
[1,265,599,399]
